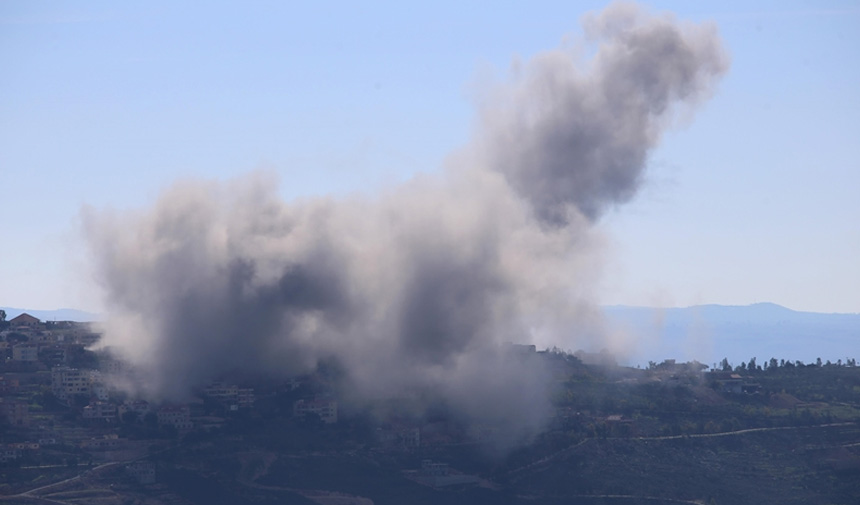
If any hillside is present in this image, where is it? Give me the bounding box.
[2,350,858,505]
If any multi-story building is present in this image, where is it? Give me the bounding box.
[12,344,39,362]
[82,401,117,421]
[51,366,93,402]
[157,405,193,430]
[117,400,151,422]
[293,397,338,424]
[90,371,109,401]
[203,383,255,411]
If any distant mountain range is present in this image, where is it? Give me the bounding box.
[602,302,860,368]
[1,307,100,323]
[3,303,857,367]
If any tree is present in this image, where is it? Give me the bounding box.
[747,357,757,372]
[6,332,28,344]
[720,358,731,371]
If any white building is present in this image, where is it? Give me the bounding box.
[51,367,96,402]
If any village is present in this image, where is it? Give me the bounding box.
[1,309,858,505]
[0,311,721,480]
[0,312,347,482]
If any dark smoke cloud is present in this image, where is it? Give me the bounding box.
[82,3,727,445]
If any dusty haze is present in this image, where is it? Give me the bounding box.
[82,3,728,445]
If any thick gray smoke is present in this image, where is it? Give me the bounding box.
[82,3,727,445]
[481,3,727,224]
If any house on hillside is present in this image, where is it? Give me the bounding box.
[708,371,760,394]
[9,313,41,329]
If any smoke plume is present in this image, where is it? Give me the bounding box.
[82,3,727,444]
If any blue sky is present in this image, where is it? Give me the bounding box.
[1,1,858,313]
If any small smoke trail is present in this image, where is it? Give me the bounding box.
[82,2,727,447]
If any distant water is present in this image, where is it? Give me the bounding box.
[3,303,857,368]
[602,303,860,368]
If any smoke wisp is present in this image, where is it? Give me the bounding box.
[82,3,728,445]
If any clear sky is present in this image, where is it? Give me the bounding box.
[1,1,858,314]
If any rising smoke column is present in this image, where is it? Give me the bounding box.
[82,3,727,445]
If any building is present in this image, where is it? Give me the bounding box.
[202,383,255,411]
[9,313,40,329]
[51,366,94,402]
[88,371,109,401]
[0,375,20,394]
[378,426,420,450]
[117,400,151,421]
[38,345,68,366]
[100,356,127,375]
[293,397,338,424]
[0,399,30,427]
[415,460,480,487]
[12,344,39,362]
[83,401,117,421]
[0,443,39,463]
[157,405,193,430]
[125,461,156,484]
[81,434,125,450]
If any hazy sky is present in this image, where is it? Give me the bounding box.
[2,1,858,314]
